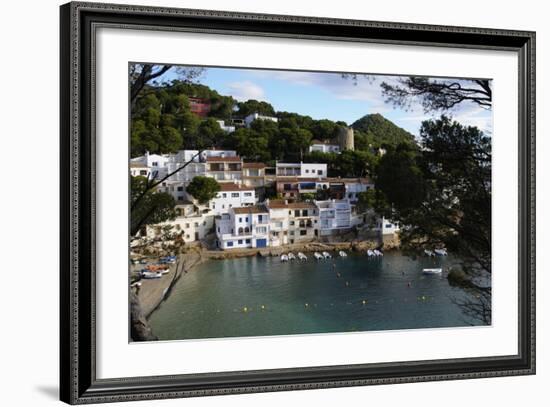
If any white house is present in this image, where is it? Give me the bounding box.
[244,112,279,128]
[242,162,267,188]
[315,199,352,235]
[216,120,236,133]
[215,205,270,249]
[205,155,243,183]
[266,199,318,244]
[130,151,170,179]
[309,140,341,154]
[146,213,214,243]
[275,162,327,178]
[129,162,150,178]
[378,217,400,235]
[209,183,256,216]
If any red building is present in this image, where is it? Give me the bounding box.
[188,97,211,117]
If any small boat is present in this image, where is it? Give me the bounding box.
[140,270,162,279]
[367,249,375,257]
[298,252,307,261]
[422,268,442,275]
[373,249,383,256]
[130,281,142,288]
[434,248,448,256]
[159,256,177,264]
[146,264,169,272]
[322,251,332,259]
[314,252,324,260]
[288,252,296,260]
[280,254,289,262]
[339,250,348,258]
[424,249,435,257]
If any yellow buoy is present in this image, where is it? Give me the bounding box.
[305,303,309,307]
[243,306,248,312]
[261,305,265,310]
[362,300,367,305]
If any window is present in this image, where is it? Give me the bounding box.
[318,170,322,175]
[194,223,199,228]
[185,235,190,239]
[290,231,295,236]
[302,210,308,216]
[290,221,295,226]
[185,223,190,228]
[139,170,147,175]
[245,239,251,244]
[245,217,249,222]
[177,186,184,191]
[227,241,234,247]
[244,192,252,197]
[300,230,307,236]
[305,169,309,173]
[152,161,158,167]
[386,224,393,228]
[222,193,227,198]
[294,210,300,217]
[231,192,239,198]
[239,217,243,223]
[238,240,243,244]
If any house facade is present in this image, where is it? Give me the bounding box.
[316,199,352,235]
[209,183,256,216]
[205,155,243,183]
[215,205,271,249]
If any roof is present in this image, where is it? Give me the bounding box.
[325,177,374,184]
[243,162,266,169]
[206,156,242,162]
[219,183,254,192]
[275,177,328,183]
[268,200,317,210]
[175,200,194,206]
[129,162,147,168]
[233,204,269,214]
[311,139,338,145]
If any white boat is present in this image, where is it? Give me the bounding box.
[298,252,307,261]
[367,249,375,257]
[130,281,142,288]
[288,252,296,260]
[373,249,383,256]
[434,248,448,256]
[140,270,162,279]
[423,268,442,275]
[339,251,348,258]
[424,249,435,257]
[314,252,324,260]
[280,254,289,262]
[322,251,332,259]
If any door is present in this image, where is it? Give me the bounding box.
[256,239,267,248]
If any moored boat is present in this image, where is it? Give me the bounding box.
[434,248,448,256]
[424,249,435,257]
[322,251,332,259]
[373,249,383,256]
[140,270,162,279]
[314,252,323,260]
[339,250,348,258]
[367,249,375,257]
[288,252,296,260]
[280,254,289,262]
[422,268,442,275]
[297,252,307,261]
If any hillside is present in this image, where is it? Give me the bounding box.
[352,113,415,149]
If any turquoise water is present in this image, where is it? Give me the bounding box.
[148,252,486,340]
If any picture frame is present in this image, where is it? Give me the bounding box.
[60,1,536,404]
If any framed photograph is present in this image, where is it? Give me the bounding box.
[60,1,535,404]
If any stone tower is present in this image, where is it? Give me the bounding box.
[337,127,354,151]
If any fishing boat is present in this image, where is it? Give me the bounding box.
[140,270,162,279]
[314,252,323,260]
[367,249,375,257]
[288,252,296,260]
[434,248,448,256]
[159,256,177,264]
[424,249,435,257]
[297,252,307,261]
[339,250,348,258]
[280,254,289,262]
[422,268,442,275]
[373,249,383,256]
[322,251,332,259]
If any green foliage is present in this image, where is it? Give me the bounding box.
[186,176,221,204]
[352,113,415,150]
[236,100,276,117]
[374,116,491,279]
[130,176,176,236]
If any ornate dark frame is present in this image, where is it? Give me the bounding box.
[60,1,536,404]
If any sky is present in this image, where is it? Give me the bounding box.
[156,66,493,138]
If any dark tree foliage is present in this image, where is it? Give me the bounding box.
[381,77,492,112]
[373,116,491,323]
[186,176,221,205]
[130,176,176,236]
[236,100,276,117]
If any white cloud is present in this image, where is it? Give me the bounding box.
[225,81,266,102]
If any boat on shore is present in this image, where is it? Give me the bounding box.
[339,250,348,258]
[434,248,448,256]
[424,249,435,257]
[422,268,442,275]
[280,254,289,262]
[314,252,323,260]
[159,255,177,264]
[288,252,296,261]
[322,251,332,259]
[297,252,307,261]
[367,249,375,257]
[373,249,383,257]
[140,270,163,279]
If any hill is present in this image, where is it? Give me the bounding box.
[352,113,415,149]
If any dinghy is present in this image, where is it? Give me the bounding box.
[314,252,324,260]
[424,249,435,257]
[367,249,375,257]
[297,252,307,261]
[280,254,289,262]
[322,251,332,259]
[339,251,348,258]
[434,248,448,256]
[422,268,442,275]
[288,252,296,260]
